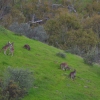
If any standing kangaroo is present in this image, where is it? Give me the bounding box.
[0,41,11,55]
[69,69,76,80]
[60,62,70,71]
[9,42,14,56]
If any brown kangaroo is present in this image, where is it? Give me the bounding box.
[60,62,70,71]
[69,69,76,80]
[23,44,30,50]
[0,41,11,55]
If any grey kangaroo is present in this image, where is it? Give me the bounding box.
[0,41,11,55]
[60,62,70,71]
[69,69,76,80]
[9,42,14,56]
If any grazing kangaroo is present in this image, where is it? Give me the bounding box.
[0,41,11,55]
[69,69,76,80]
[23,44,30,50]
[9,42,14,56]
[60,62,70,71]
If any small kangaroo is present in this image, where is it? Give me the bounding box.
[60,63,70,71]
[23,44,30,50]
[9,42,14,56]
[69,69,76,80]
[0,41,11,55]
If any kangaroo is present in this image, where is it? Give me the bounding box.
[9,42,14,56]
[60,62,70,71]
[0,41,11,55]
[23,44,30,50]
[69,69,76,80]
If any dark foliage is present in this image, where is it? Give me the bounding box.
[56,52,66,58]
[83,53,95,65]
[9,23,48,42]
[0,67,34,100]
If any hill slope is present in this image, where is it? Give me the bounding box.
[0,28,100,100]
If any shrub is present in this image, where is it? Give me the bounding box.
[9,23,48,42]
[66,46,83,56]
[0,26,6,33]
[1,67,34,99]
[56,52,66,58]
[31,25,48,42]
[83,53,95,65]
[9,22,30,36]
[3,67,34,91]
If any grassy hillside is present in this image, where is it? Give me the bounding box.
[0,28,100,100]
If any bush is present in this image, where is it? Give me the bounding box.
[56,52,66,58]
[0,26,6,33]
[3,67,34,91]
[9,22,30,36]
[66,46,83,56]
[31,25,48,42]
[9,23,48,42]
[83,53,95,65]
[1,67,34,100]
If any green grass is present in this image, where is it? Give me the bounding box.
[0,28,100,100]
